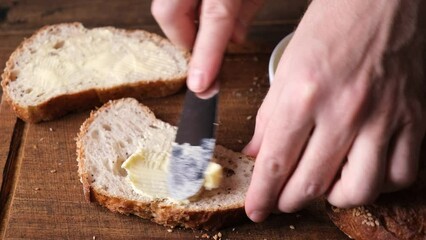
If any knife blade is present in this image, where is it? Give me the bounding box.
[167,89,218,200]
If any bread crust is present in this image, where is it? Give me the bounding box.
[1,22,189,123]
[90,189,247,230]
[76,99,250,230]
[326,168,426,240]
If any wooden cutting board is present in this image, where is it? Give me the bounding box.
[0,1,425,239]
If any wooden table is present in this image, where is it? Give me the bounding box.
[0,1,424,239]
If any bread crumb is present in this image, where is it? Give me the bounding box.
[232,228,235,232]
[253,76,259,81]
[212,232,223,240]
[92,236,96,240]
[249,88,253,92]
[49,127,54,132]
[246,115,253,120]
[332,206,341,213]
[201,233,210,238]
[167,229,173,233]
[356,206,379,227]
[237,139,243,144]
[32,144,38,150]
[50,169,57,173]
[289,225,295,230]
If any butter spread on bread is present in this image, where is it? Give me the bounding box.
[121,147,223,200]
[2,22,189,122]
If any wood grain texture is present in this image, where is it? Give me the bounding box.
[0,97,17,190]
[0,0,305,30]
[0,0,425,239]
[0,96,23,236]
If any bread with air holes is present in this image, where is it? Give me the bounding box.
[76,98,255,230]
[1,22,189,122]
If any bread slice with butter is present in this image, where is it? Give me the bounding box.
[1,22,189,122]
[76,98,255,230]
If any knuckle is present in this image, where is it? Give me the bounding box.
[261,156,290,179]
[332,85,371,129]
[302,182,325,200]
[296,81,318,110]
[291,70,322,111]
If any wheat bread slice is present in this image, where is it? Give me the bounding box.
[76,98,254,230]
[326,166,426,240]
[1,22,189,123]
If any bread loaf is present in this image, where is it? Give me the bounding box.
[1,23,189,122]
[76,98,255,230]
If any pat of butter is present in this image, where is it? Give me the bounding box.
[121,148,223,200]
[203,162,223,190]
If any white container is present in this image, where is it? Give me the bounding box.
[268,32,293,84]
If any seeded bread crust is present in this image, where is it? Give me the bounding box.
[76,98,252,230]
[1,22,189,123]
[326,167,426,240]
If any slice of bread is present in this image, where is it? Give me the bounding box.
[326,167,426,240]
[76,98,254,230]
[1,22,189,122]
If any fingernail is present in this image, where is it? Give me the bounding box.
[248,210,267,223]
[188,69,205,92]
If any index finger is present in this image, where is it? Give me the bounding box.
[151,0,199,50]
[187,0,242,93]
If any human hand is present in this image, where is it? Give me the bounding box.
[243,0,425,222]
[151,0,265,93]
